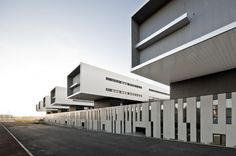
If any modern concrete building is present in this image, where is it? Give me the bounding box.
[130,0,236,147]
[67,62,169,108]
[50,86,94,111]
[44,0,236,149]
[43,96,69,114]
[36,101,44,112]
[131,0,236,98]
[36,96,68,114]
[36,104,39,112]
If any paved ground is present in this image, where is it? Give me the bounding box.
[2,122,236,156]
[0,123,28,156]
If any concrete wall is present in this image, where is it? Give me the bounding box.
[38,101,45,112]
[45,91,236,148]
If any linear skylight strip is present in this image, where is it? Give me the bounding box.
[136,13,190,50]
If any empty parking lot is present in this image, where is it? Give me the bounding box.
[1,122,236,156]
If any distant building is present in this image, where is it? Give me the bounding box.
[67,62,169,108]
[36,101,44,112]
[45,0,236,149]
[43,96,69,114]
[131,0,236,147]
[50,86,94,111]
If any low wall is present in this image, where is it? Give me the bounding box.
[45,92,236,148]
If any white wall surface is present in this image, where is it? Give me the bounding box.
[45,92,236,148]
[75,63,169,102]
[54,86,94,106]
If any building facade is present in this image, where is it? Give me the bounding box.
[43,96,69,114]
[130,0,236,147]
[131,0,236,98]
[45,91,236,147]
[36,101,44,112]
[44,0,236,148]
[67,62,169,108]
[50,86,94,111]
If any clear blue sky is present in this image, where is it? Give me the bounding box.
[0,0,168,116]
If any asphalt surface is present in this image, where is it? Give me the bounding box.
[2,122,236,156]
[0,123,28,156]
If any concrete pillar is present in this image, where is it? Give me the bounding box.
[163,100,175,139]
[201,95,213,144]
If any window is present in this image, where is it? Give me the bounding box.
[127,107,130,121]
[106,109,108,120]
[213,134,226,146]
[115,109,117,120]
[106,77,142,89]
[131,107,134,133]
[183,99,187,123]
[106,88,142,97]
[99,110,101,121]
[213,95,218,124]
[175,100,178,140]
[140,106,142,121]
[43,98,46,107]
[186,123,191,141]
[124,108,126,121]
[149,89,169,96]
[149,104,151,121]
[160,102,164,139]
[226,93,232,124]
[96,111,98,120]
[196,97,201,143]
[135,107,138,121]
[131,107,134,121]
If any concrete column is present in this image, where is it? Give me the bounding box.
[201,95,213,144]
[226,92,236,147]
[187,97,196,142]
[213,93,226,134]
[163,100,175,139]
[151,101,161,138]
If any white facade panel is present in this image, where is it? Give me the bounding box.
[226,92,236,147]
[45,92,236,148]
[151,101,161,138]
[187,97,196,142]
[200,95,213,144]
[52,86,94,107]
[213,93,226,134]
[163,100,174,139]
[68,63,169,102]
[177,99,186,141]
